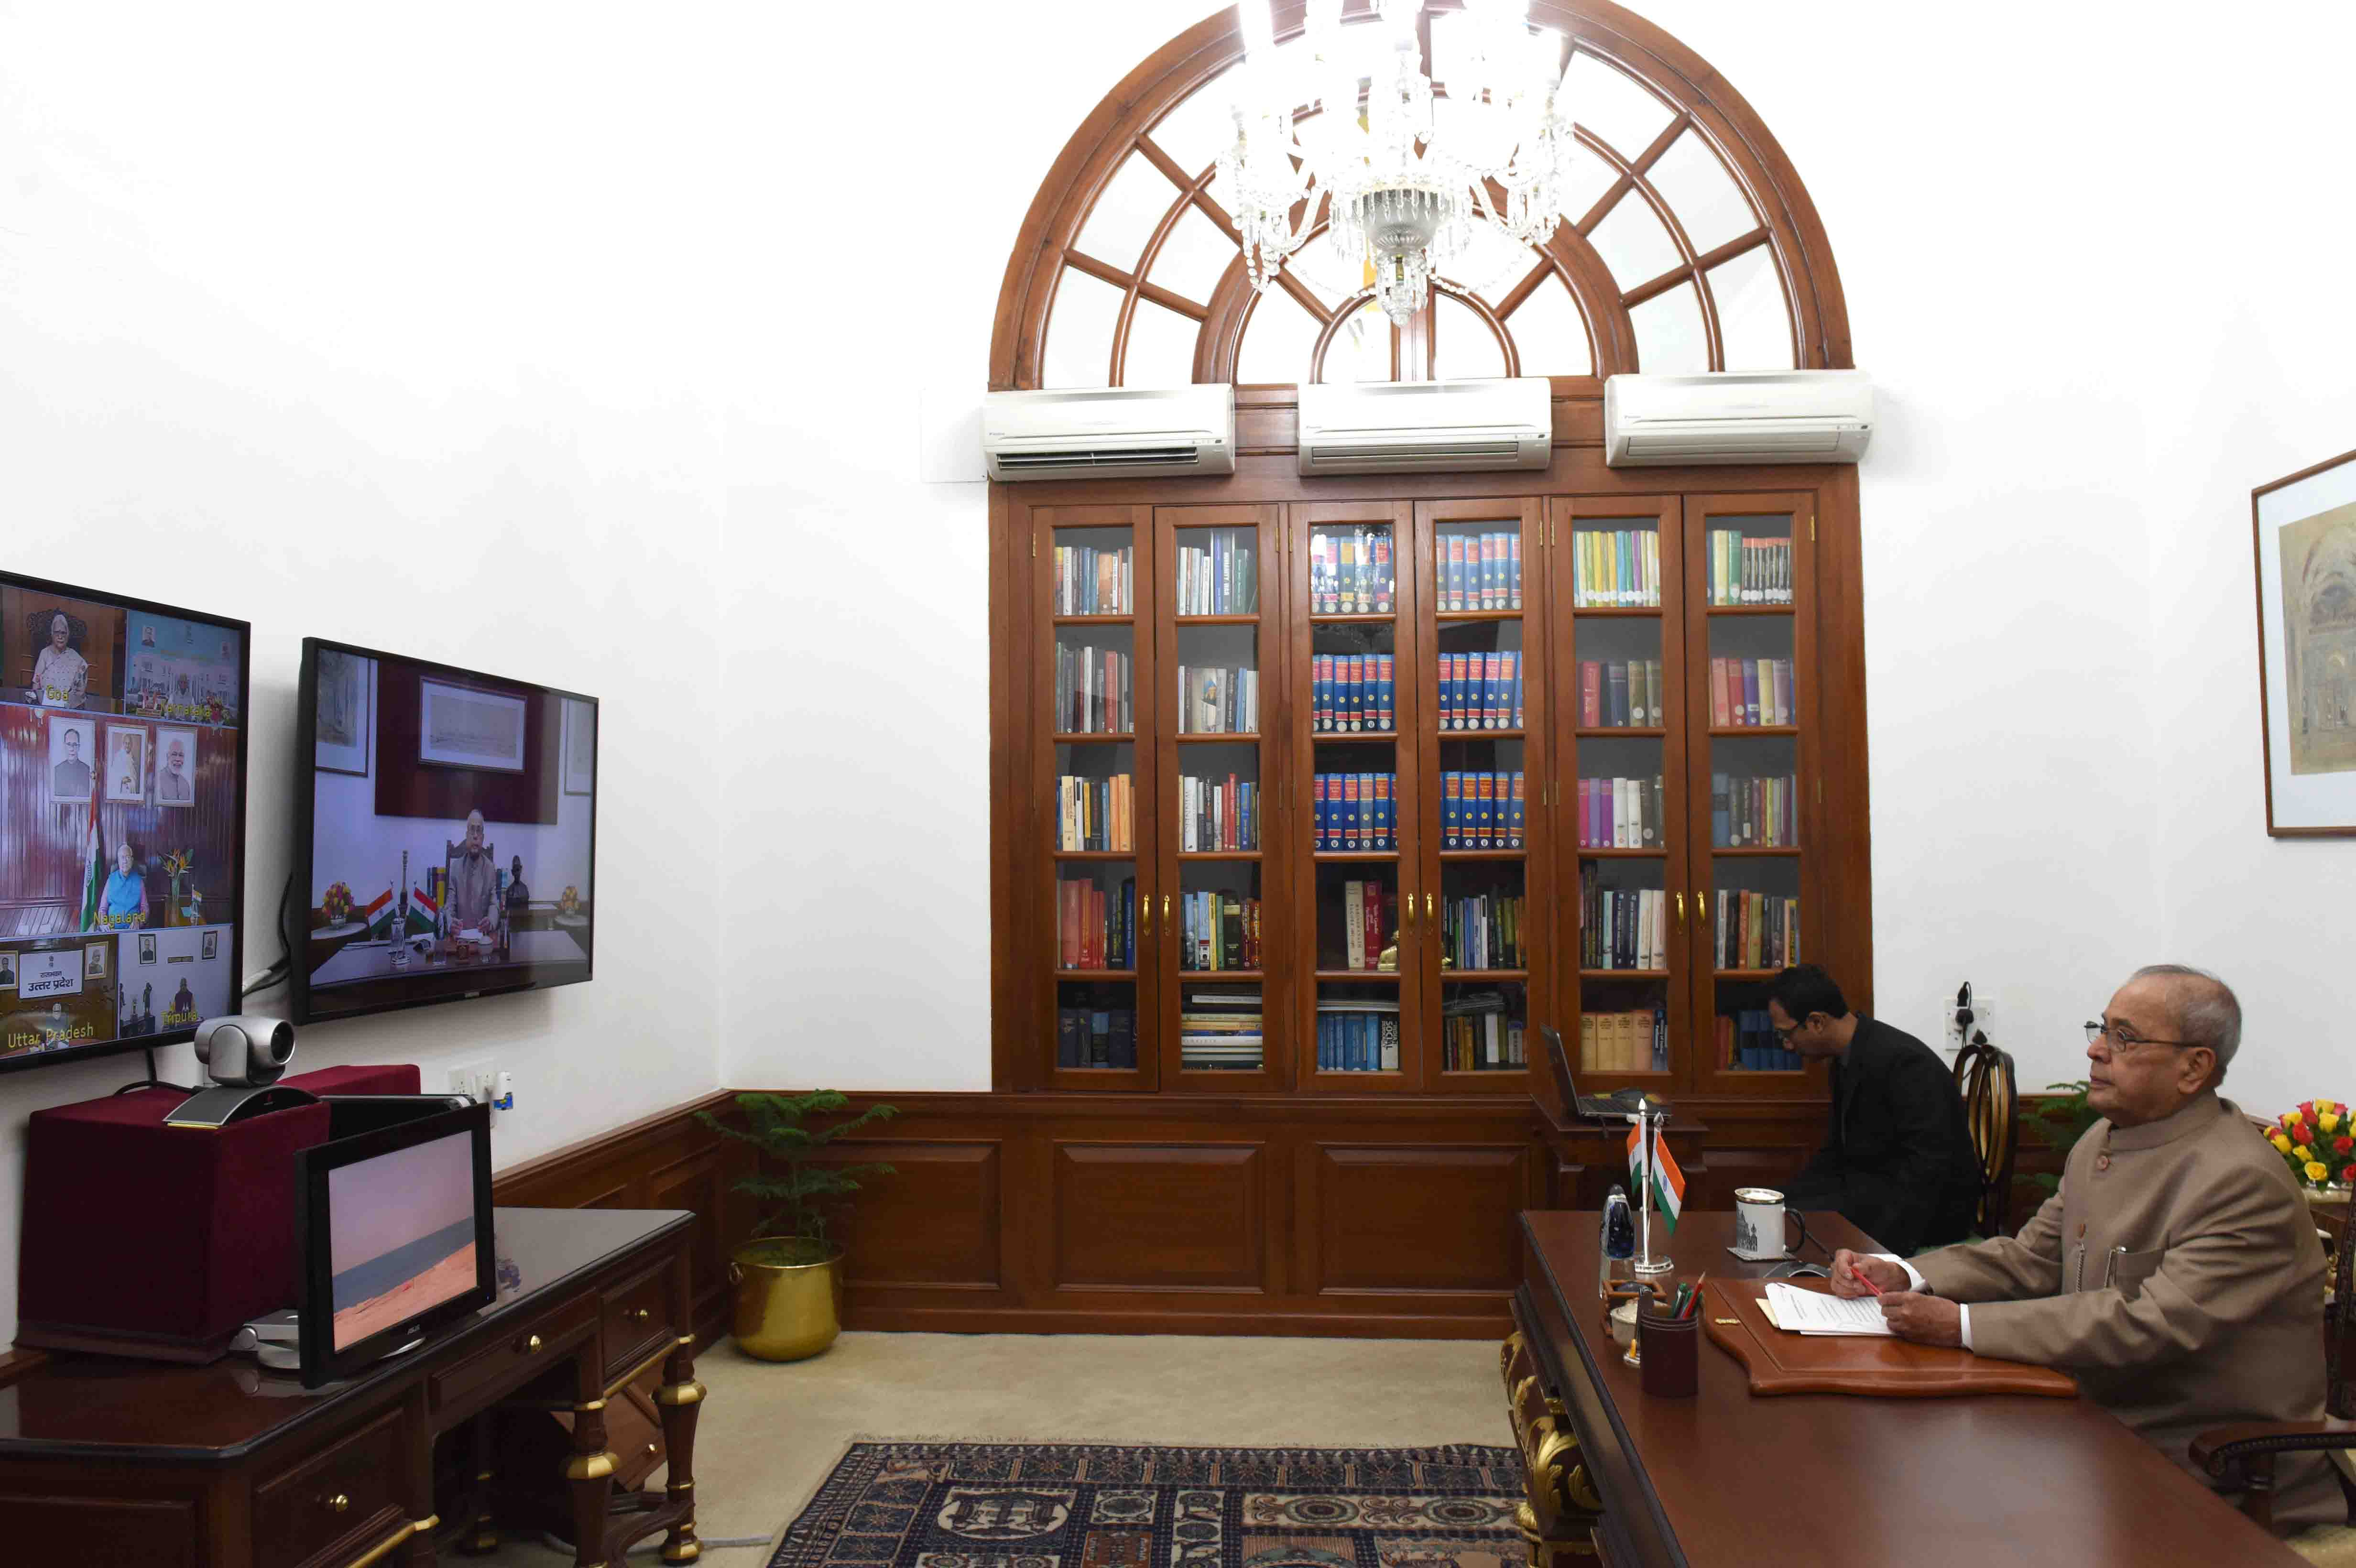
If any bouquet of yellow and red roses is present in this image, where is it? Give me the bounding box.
[2265,1100,2354,1191]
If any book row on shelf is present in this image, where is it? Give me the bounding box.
[1578,659,1665,729]
[1336,879,1397,971]
[1578,870,1671,971]
[1709,530,1794,606]
[1443,892,1526,971]
[1437,650,1525,730]
[1442,990,1525,1070]
[1057,1006,1139,1069]
[1315,772,1398,852]
[1056,643,1133,734]
[1180,988,1264,1071]
[1572,528,1661,608]
[1581,1005,1670,1074]
[1178,529,1258,616]
[1715,891,1800,970]
[1440,770,1527,850]
[1181,772,1259,852]
[1318,999,1400,1072]
[1434,531,1524,612]
[1721,1009,1805,1071]
[1711,658,1795,727]
[1179,891,1263,973]
[1057,876,1136,970]
[1178,664,1260,735]
[1578,774,1662,850]
[1054,542,1133,616]
[1713,773,1798,848]
[1310,527,1395,614]
[1310,652,1397,732]
[1057,772,1134,852]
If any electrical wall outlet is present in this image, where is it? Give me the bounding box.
[446,1059,496,1103]
[1939,991,1995,1052]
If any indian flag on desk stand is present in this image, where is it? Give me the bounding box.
[361,887,397,939]
[1626,1112,1686,1232]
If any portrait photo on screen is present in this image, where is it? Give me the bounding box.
[299,642,595,1024]
[326,1133,480,1351]
[0,573,247,1073]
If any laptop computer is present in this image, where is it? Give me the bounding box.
[1542,1024,1647,1120]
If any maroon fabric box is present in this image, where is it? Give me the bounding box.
[16,1064,421,1361]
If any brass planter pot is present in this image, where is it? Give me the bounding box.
[728,1237,845,1361]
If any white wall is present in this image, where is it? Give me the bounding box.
[716,0,2356,1107]
[0,2,731,1344]
[3,1,2352,1341]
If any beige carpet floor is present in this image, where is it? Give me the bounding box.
[471,1329,1509,1564]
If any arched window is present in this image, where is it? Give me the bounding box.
[994,2,1850,392]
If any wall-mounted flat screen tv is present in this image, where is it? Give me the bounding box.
[293,638,597,1024]
[0,571,251,1073]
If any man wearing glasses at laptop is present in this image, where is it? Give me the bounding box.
[1832,965,2337,1533]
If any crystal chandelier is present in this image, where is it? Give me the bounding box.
[1219,0,1575,327]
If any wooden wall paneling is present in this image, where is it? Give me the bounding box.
[1298,1136,1539,1300]
[642,1145,729,1330]
[815,1139,1007,1295]
[1051,1141,1267,1290]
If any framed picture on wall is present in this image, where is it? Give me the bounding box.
[103,723,147,804]
[153,726,197,806]
[314,647,370,776]
[418,679,528,772]
[562,698,595,796]
[2254,446,2356,834]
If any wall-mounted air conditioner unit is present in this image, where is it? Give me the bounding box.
[1297,378,1551,475]
[1603,370,1873,467]
[982,385,1235,482]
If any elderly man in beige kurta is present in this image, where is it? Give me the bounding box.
[1831,964,2342,1535]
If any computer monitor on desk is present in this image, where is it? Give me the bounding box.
[294,1100,493,1387]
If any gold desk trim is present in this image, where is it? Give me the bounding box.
[604,1337,679,1400]
[344,1514,437,1568]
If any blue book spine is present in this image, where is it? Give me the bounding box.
[1451,654,1469,730]
[1376,654,1394,731]
[1349,655,1366,730]
[1509,769,1525,849]
[1357,773,1373,849]
[1510,652,1524,729]
[1385,772,1397,850]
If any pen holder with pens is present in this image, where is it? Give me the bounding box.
[1636,1298,1699,1397]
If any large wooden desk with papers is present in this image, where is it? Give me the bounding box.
[1502,1209,2308,1568]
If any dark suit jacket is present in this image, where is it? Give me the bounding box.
[1784,1016,1982,1256]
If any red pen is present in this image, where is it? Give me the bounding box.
[1844,1258,1884,1297]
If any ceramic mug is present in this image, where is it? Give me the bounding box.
[1733,1186,1810,1258]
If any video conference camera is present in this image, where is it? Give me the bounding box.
[168,1015,318,1128]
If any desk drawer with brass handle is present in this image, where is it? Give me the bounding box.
[429,1294,599,1418]
[252,1405,412,1568]
[601,1258,676,1375]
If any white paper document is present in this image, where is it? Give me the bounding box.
[1760,1281,1895,1336]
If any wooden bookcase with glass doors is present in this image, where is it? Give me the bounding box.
[1025,489,1829,1104]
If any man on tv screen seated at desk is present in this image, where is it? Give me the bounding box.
[445,809,502,945]
[1768,963,1981,1257]
[1833,965,2339,1533]
[97,841,149,929]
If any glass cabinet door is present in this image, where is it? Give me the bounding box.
[1415,498,1547,1093]
[1037,504,1157,1090]
[1156,504,1286,1090]
[1289,501,1419,1090]
[1681,492,1821,1099]
[1553,496,1689,1096]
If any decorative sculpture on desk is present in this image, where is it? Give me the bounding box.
[1377,927,1399,971]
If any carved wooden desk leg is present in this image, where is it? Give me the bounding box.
[565,1395,618,1568]
[459,1415,499,1555]
[654,1336,706,1564]
[1500,1332,1602,1567]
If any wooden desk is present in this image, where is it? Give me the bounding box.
[1501,1209,2308,1568]
[0,1207,705,1568]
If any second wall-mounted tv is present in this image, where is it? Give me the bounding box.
[293,639,597,1025]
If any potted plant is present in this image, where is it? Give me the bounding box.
[2022,1079,2100,1200]
[697,1091,896,1361]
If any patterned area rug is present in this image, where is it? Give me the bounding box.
[767,1443,1528,1568]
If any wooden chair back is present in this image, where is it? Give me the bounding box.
[1951,1037,2018,1238]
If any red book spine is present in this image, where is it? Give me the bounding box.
[1710,658,1731,728]
[1060,880,1079,969]
[1226,772,1239,850]
[1582,661,1601,727]
[1363,882,1383,968]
